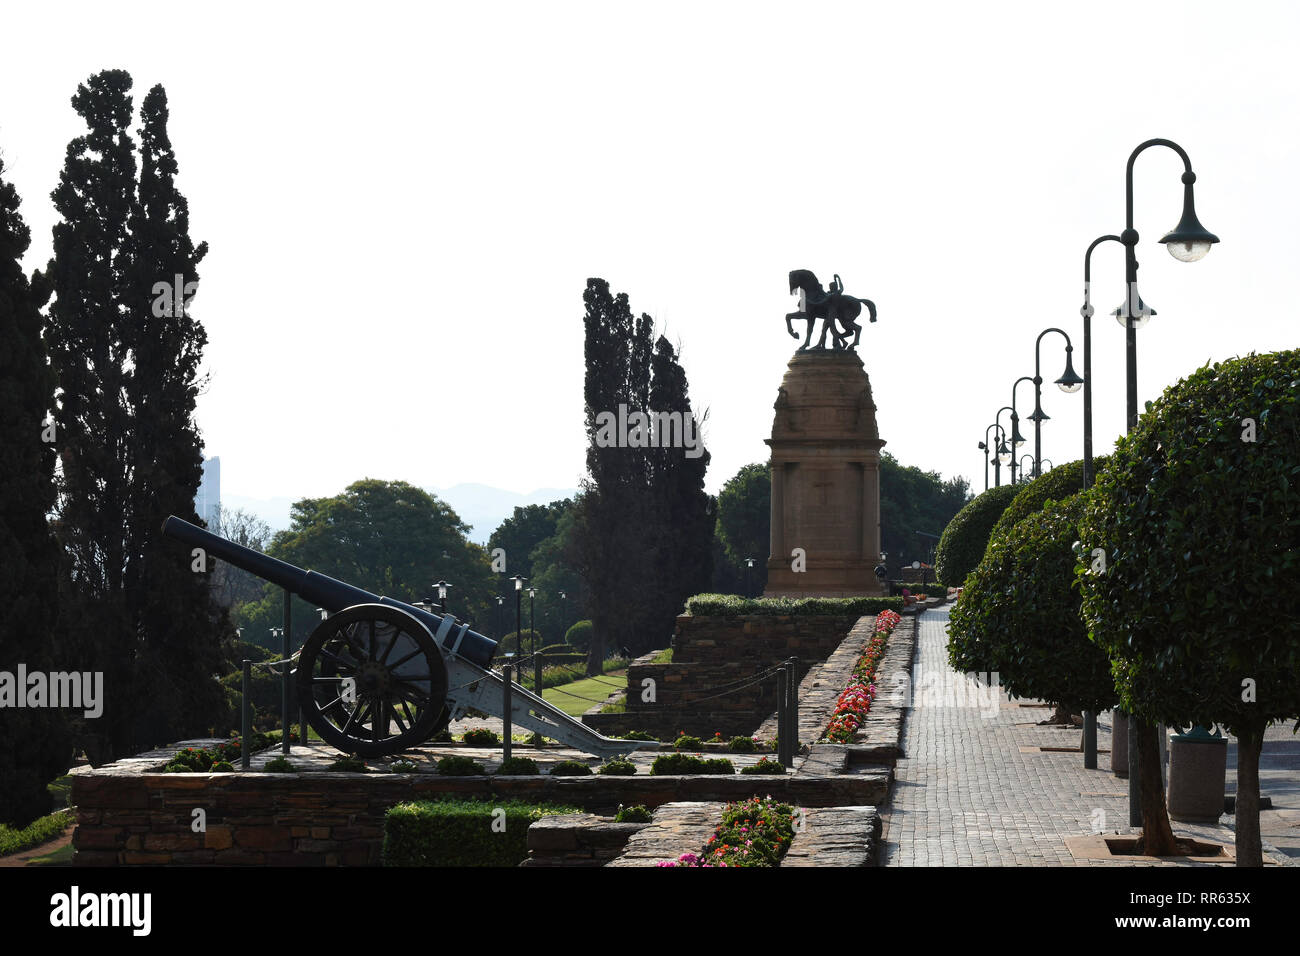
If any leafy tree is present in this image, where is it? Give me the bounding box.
[235,479,495,651]
[933,484,1018,588]
[879,453,972,573]
[487,500,570,583]
[0,152,74,825]
[715,463,770,595]
[1077,351,1300,866]
[528,504,585,642]
[208,505,273,609]
[948,493,1116,716]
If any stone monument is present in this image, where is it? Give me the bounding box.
[765,270,885,597]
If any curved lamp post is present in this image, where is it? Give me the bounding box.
[1030,329,1083,477]
[980,422,1008,489]
[1107,138,1219,817]
[995,407,1016,486]
[1081,235,1124,489]
[1010,378,1033,484]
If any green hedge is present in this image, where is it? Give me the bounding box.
[933,484,1019,588]
[898,582,946,599]
[988,456,1110,542]
[494,629,543,656]
[649,753,735,775]
[948,493,1117,713]
[684,594,903,617]
[383,799,579,866]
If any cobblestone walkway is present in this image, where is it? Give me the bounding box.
[879,606,1296,866]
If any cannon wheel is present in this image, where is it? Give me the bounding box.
[297,604,448,757]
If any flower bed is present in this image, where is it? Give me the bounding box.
[657,796,798,867]
[822,609,901,743]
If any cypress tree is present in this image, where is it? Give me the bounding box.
[45,70,140,763]
[124,84,229,745]
[0,154,74,825]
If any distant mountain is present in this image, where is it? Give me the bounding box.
[221,484,578,544]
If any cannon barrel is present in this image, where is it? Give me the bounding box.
[162,515,497,669]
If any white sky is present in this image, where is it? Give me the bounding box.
[2,1,1296,503]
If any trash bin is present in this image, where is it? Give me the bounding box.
[1166,726,1227,823]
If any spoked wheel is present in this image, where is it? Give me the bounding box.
[296,604,448,757]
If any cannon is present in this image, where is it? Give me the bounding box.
[163,516,644,760]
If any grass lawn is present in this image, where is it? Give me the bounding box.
[542,670,627,717]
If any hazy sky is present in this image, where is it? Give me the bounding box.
[2,2,1296,508]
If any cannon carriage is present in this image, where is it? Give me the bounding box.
[163,516,644,760]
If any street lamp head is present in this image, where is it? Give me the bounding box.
[745,557,755,568]
[1010,419,1027,447]
[1112,291,1156,330]
[1160,171,1219,262]
[978,441,987,451]
[996,439,1011,465]
[527,587,537,598]
[1055,347,1084,393]
[511,575,526,591]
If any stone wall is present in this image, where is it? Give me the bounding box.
[583,613,862,739]
[71,769,888,866]
[522,813,649,866]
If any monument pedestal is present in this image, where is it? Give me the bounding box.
[764,350,886,598]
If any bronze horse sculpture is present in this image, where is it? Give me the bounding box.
[785,269,876,351]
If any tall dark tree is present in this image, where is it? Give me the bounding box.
[645,334,713,632]
[0,154,74,825]
[46,71,229,759]
[123,84,230,745]
[45,70,141,763]
[575,280,711,671]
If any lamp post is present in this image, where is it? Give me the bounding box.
[1080,235,1123,489]
[494,595,504,642]
[1107,138,1219,822]
[1031,329,1083,477]
[995,406,1018,484]
[433,580,452,616]
[510,575,527,685]
[558,589,568,640]
[982,422,1008,488]
[1010,377,1033,484]
[527,586,539,693]
[744,557,755,598]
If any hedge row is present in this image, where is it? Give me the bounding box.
[684,594,904,617]
[382,799,579,866]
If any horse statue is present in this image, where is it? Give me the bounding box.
[785,269,877,351]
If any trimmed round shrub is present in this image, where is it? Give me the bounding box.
[740,756,786,775]
[327,756,368,773]
[1076,351,1300,864]
[673,734,703,752]
[460,728,499,746]
[437,755,485,776]
[729,735,756,753]
[1077,351,1300,745]
[263,757,295,773]
[496,757,540,776]
[614,804,653,823]
[649,753,735,775]
[211,760,235,773]
[495,629,543,656]
[597,758,637,776]
[564,620,593,651]
[934,484,1019,587]
[989,456,1110,542]
[549,760,593,776]
[948,493,1116,713]
[619,730,655,741]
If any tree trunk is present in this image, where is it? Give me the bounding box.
[1235,722,1264,867]
[1137,718,1177,855]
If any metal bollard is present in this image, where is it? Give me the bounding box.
[788,657,800,760]
[1083,710,1098,770]
[282,591,291,756]
[502,664,512,763]
[241,659,251,771]
[776,666,789,767]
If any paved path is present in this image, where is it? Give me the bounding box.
[879,606,1297,866]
